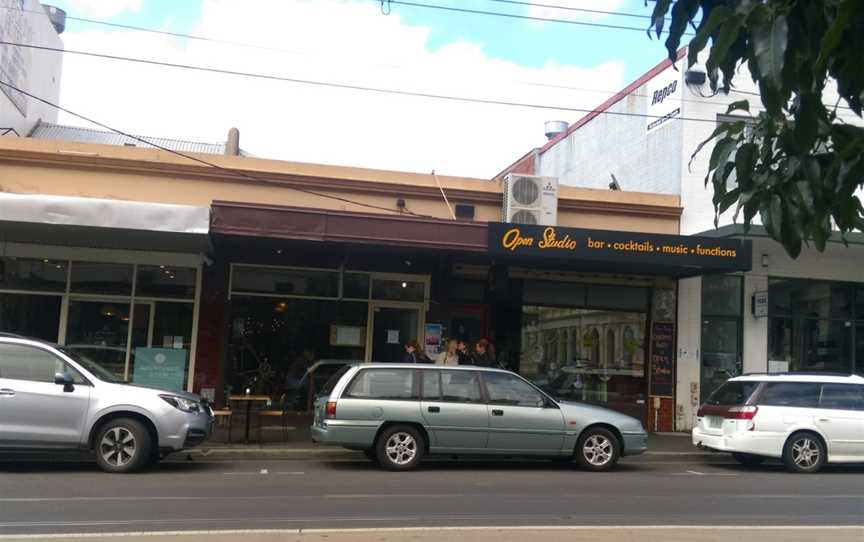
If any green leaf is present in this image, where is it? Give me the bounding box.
[796,181,816,216]
[726,100,751,115]
[735,143,759,180]
[815,0,854,73]
[762,194,784,239]
[752,13,789,91]
[688,5,731,66]
[664,0,699,61]
[706,14,745,91]
[649,0,672,40]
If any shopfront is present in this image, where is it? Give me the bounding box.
[204,203,751,429]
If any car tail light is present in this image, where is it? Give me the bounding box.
[325,401,337,418]
[697,406,705,417]
[725,406,758,420]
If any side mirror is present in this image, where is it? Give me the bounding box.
[54,372,74,392]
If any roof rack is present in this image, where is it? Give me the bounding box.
[741,371,860,377]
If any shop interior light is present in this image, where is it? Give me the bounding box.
[401,282,408,288]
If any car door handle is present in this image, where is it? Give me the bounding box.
[0,388,15,397]
[491,409,504,416]
[427,406,440,413]
[817,418,831,423]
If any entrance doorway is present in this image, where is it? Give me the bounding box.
[368,303,422,363]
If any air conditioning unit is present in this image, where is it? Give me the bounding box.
[502,174,558,225]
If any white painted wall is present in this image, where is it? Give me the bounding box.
[0,0,63,137]
[675,276,702,431]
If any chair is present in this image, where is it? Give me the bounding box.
[211,409,234,443]
[254,393,290,444]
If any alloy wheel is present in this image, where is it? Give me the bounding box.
[791,437,820,470]
[384,432,417,466]
[582,434,613,467]
[100,427,137,468]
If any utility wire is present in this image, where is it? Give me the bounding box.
[482,0,677,21]
[0,40,721,125]
[0,80,438,219]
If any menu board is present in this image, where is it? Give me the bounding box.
[650,322,675,397]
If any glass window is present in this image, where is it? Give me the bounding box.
[372,279,425,302]
[757,382,821,408]
[342,273,370,299]
[70,262,133,295]
[704,381,760,406]
[0,257,67,292]
[702,275,742,316]
[484,372,545,407]
[64,300,130,379]
[819,384,864,411]
[586,284,649,312]
[0,293,61,341]
[136,265,196,299]
[344,369,415,400]
[449,280,485,303]
[320,365,352,396]
[0,343,63,383]
[701,318,741,401]
[440,370,482,403]
[421,370,441,400]
[770,279,854,319]
[232,266,338,297]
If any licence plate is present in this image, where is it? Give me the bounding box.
[708,416,723,428]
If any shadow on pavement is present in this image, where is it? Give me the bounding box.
[322,457,650,473]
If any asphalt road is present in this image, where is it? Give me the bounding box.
[0,454,862,536]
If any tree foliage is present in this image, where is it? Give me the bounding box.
[649,0,864,257]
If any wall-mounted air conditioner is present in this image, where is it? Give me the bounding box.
[502,174,558,225]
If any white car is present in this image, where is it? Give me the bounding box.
[692,373,864,473]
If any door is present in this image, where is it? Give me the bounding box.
[700,318,741,402]
[420,369,489,451]
[0,343,91,448]
[815,384,864,459]
[65,299,131,380]
[482,371,565,453]
[369,304,420,363]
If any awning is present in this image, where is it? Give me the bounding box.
[211,201,488,252]
[0,193,210,252]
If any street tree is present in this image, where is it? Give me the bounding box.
[649,0,864,257]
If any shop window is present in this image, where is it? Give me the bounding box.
[769,279,854,319]
[136,265,196,299]
[64,300,130,379]
[0,293,61,341]
[342,273,370,299]
[232,266,338,298]
[702,275,742,316]
[0,257,67,292]
[448,280,485,303]
[371,279,425,302]
[70,262,133,296]
[586,284,649,312]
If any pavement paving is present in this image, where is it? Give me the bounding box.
[0,452,862,536]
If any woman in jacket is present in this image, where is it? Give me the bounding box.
[401,340,431,363]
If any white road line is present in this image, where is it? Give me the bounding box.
[0,525,862,539]
[275,471,305,475]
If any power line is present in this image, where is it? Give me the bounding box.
[0,40,720,125]
[482,0,667,21]
[0,79,438,219]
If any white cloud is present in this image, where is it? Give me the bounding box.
[527,0,626,22]
[56,0,626,178]
[62,0,143,19]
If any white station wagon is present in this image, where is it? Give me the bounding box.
[693,373,864,473]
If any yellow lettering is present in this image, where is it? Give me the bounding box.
[539,227,577,250]
[501,228,534,251]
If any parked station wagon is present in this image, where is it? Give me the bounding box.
[312,364,648,470]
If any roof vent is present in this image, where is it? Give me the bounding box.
[544,120,568,141]
[42,5,67,34]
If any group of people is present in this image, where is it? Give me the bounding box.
[401,338,499,368]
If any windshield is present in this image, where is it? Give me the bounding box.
[59,347,125,383]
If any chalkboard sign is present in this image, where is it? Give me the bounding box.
[650,322,675,397]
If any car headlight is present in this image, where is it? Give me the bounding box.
[160,395,201,413]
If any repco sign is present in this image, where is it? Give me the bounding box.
[646,67,682,133]
[651,80,677,106]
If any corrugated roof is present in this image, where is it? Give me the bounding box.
[28,122,230,155]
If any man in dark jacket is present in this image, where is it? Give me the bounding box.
[472,339,496,368]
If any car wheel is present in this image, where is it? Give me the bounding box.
[94,418,153,474]
[376,425,424,471]
[732,452,766,467]
[783,432,826,474]
[576,427,620,472]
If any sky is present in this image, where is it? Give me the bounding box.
[41,0,674,178]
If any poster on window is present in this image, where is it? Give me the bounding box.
[649,322,675,397]
[424,323,442,359]
[133,348,187,391]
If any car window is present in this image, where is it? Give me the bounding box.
[0,343,85,384]
[344,369,416,400]
[420,370,441,400]
[757,382,821,408]
[320,365,351,396]
[704,381,760,406]
[440,370,482,403]
[819,384,864,411]
[484,372,545,407]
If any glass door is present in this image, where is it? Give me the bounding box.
[65,299,131,380]
[700,318,741,402]
[368,303,421,363]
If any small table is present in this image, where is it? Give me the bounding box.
[228,395,271,443]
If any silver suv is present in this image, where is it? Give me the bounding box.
[312,364,648,471]
[0,335,213,473]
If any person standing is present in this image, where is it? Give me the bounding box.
[401,340,431,363]
[456,339,473,365]
[472,338,496,368]
[436,339,460,366]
